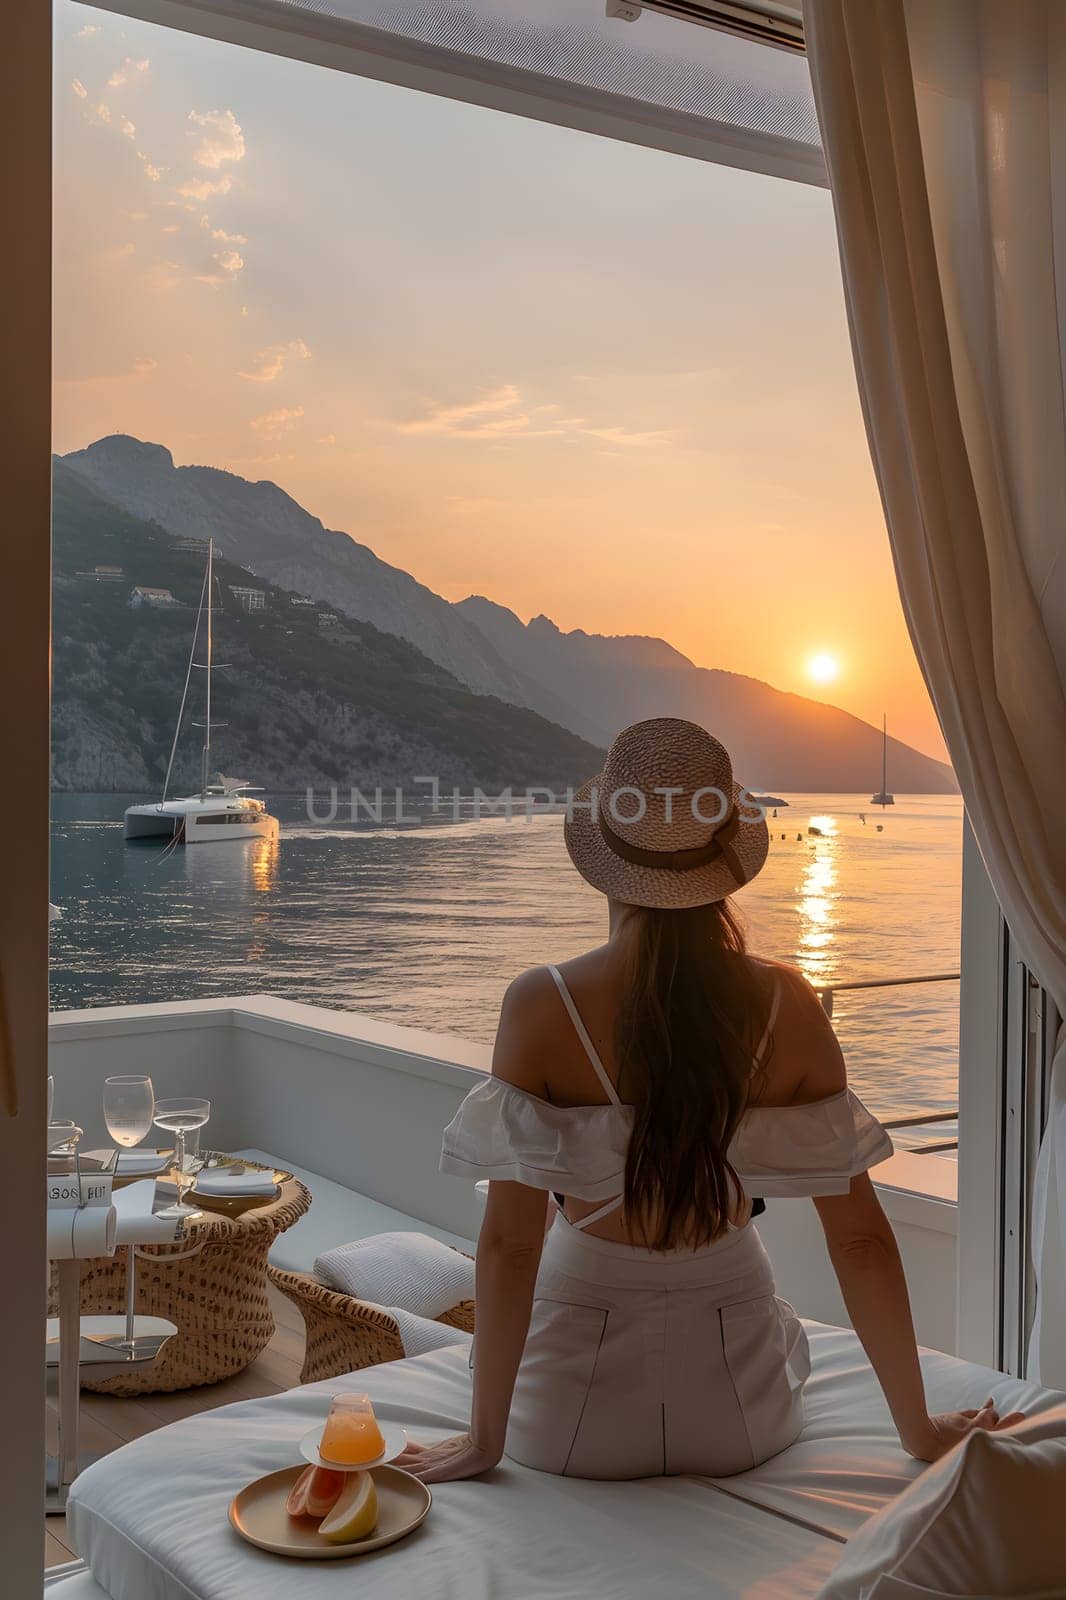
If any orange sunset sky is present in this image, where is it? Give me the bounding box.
[53,3,948,763]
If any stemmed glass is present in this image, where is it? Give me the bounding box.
[102,1074,155,1358]
[154,1099,211,1219]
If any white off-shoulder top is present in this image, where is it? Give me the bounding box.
[439,966,893,1206]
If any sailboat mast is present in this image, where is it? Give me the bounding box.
[201,538,213,800]
[881,713,887,797]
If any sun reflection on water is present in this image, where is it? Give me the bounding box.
[249,836,280,894]
[797,836,838,986]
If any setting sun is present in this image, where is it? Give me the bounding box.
[808,652,840,684]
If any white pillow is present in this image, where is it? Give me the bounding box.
[314,1230,474,1320]
[818,1404,1066,1600]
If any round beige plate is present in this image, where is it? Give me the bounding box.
[229,1465,431,1559]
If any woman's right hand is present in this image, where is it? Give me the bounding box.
[901,1399,1026,1462]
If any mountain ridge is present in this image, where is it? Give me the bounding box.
[61,434,957,794]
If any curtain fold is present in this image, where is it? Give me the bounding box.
[803,0,1066,1384]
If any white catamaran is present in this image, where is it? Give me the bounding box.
[123,540,280,845]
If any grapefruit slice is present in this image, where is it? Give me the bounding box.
[318,1470,379,1544]
[285,1465,316,1519]
[284,1465,345,1520]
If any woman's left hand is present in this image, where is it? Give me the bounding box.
[391,1432,501,1483]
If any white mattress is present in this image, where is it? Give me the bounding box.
[68,1322,1063,1600]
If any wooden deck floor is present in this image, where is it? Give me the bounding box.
[45,1286,305,1570]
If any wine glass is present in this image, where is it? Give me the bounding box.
[104,1076,156,1158]
[153,1098,211,1219]
[102,1075,155,1358]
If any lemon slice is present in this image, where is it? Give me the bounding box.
[318,1470,378,1544]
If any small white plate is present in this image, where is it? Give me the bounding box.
[299,1421,408,1472]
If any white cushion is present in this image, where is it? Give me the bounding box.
[314,1230,474,1319]
[234,1148,474,1271]
[818,1404,1066,1599]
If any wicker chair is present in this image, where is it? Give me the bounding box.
[267,1264,475,1384]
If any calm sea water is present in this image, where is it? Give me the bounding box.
[49,793,963,1136]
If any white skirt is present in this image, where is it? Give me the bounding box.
[505,1214,810,1480]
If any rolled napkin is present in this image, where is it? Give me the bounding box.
[47,1204,117,1260]
[314,1231,475,1320]
[193,1169,277,1198]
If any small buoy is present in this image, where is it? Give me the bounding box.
[796,833,802,841]
[876,823,884,832]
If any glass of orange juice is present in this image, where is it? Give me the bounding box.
[320,1393,385,1466]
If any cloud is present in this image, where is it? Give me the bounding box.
[198,215,247,244]
[162,223,182,234]
[132,356,158,375]
[238,338,311,383]
[250,406,304,439]
[76,23,100,37]
[176,174,231,201]
[580,425,672,447]
[102,241,136,262]
[393,385,589,442]
[108,57,150,89]
[71,78,88,99]
[140,155,163,182]
[392,384,673,449]
[194,247,245,286]
[126,210,149,221]
[90,101,111,125]
[396,385,535,438]
[317,433,336,446]
[188,108,245,170]
[119,116,136,140]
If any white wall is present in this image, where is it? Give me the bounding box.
[49,996,959,1348]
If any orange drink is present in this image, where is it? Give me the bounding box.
[320,1393,385,1466]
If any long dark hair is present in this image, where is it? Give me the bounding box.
[617,901,774,1251]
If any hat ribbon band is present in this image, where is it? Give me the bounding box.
[597,803,746,883]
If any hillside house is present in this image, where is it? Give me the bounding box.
[230,585,267,613]
[129,585,178,609]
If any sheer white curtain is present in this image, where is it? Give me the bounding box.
[803,0,1066,1384]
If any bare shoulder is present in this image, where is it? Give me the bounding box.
[753,957,847,1105]
[490,965,564,1097]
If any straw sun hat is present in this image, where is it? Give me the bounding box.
[564,717,769,910]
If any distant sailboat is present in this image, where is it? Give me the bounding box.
[124,540,280,845]
[871,714,895,807]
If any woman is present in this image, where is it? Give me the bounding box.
[395,718,1021,1483]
